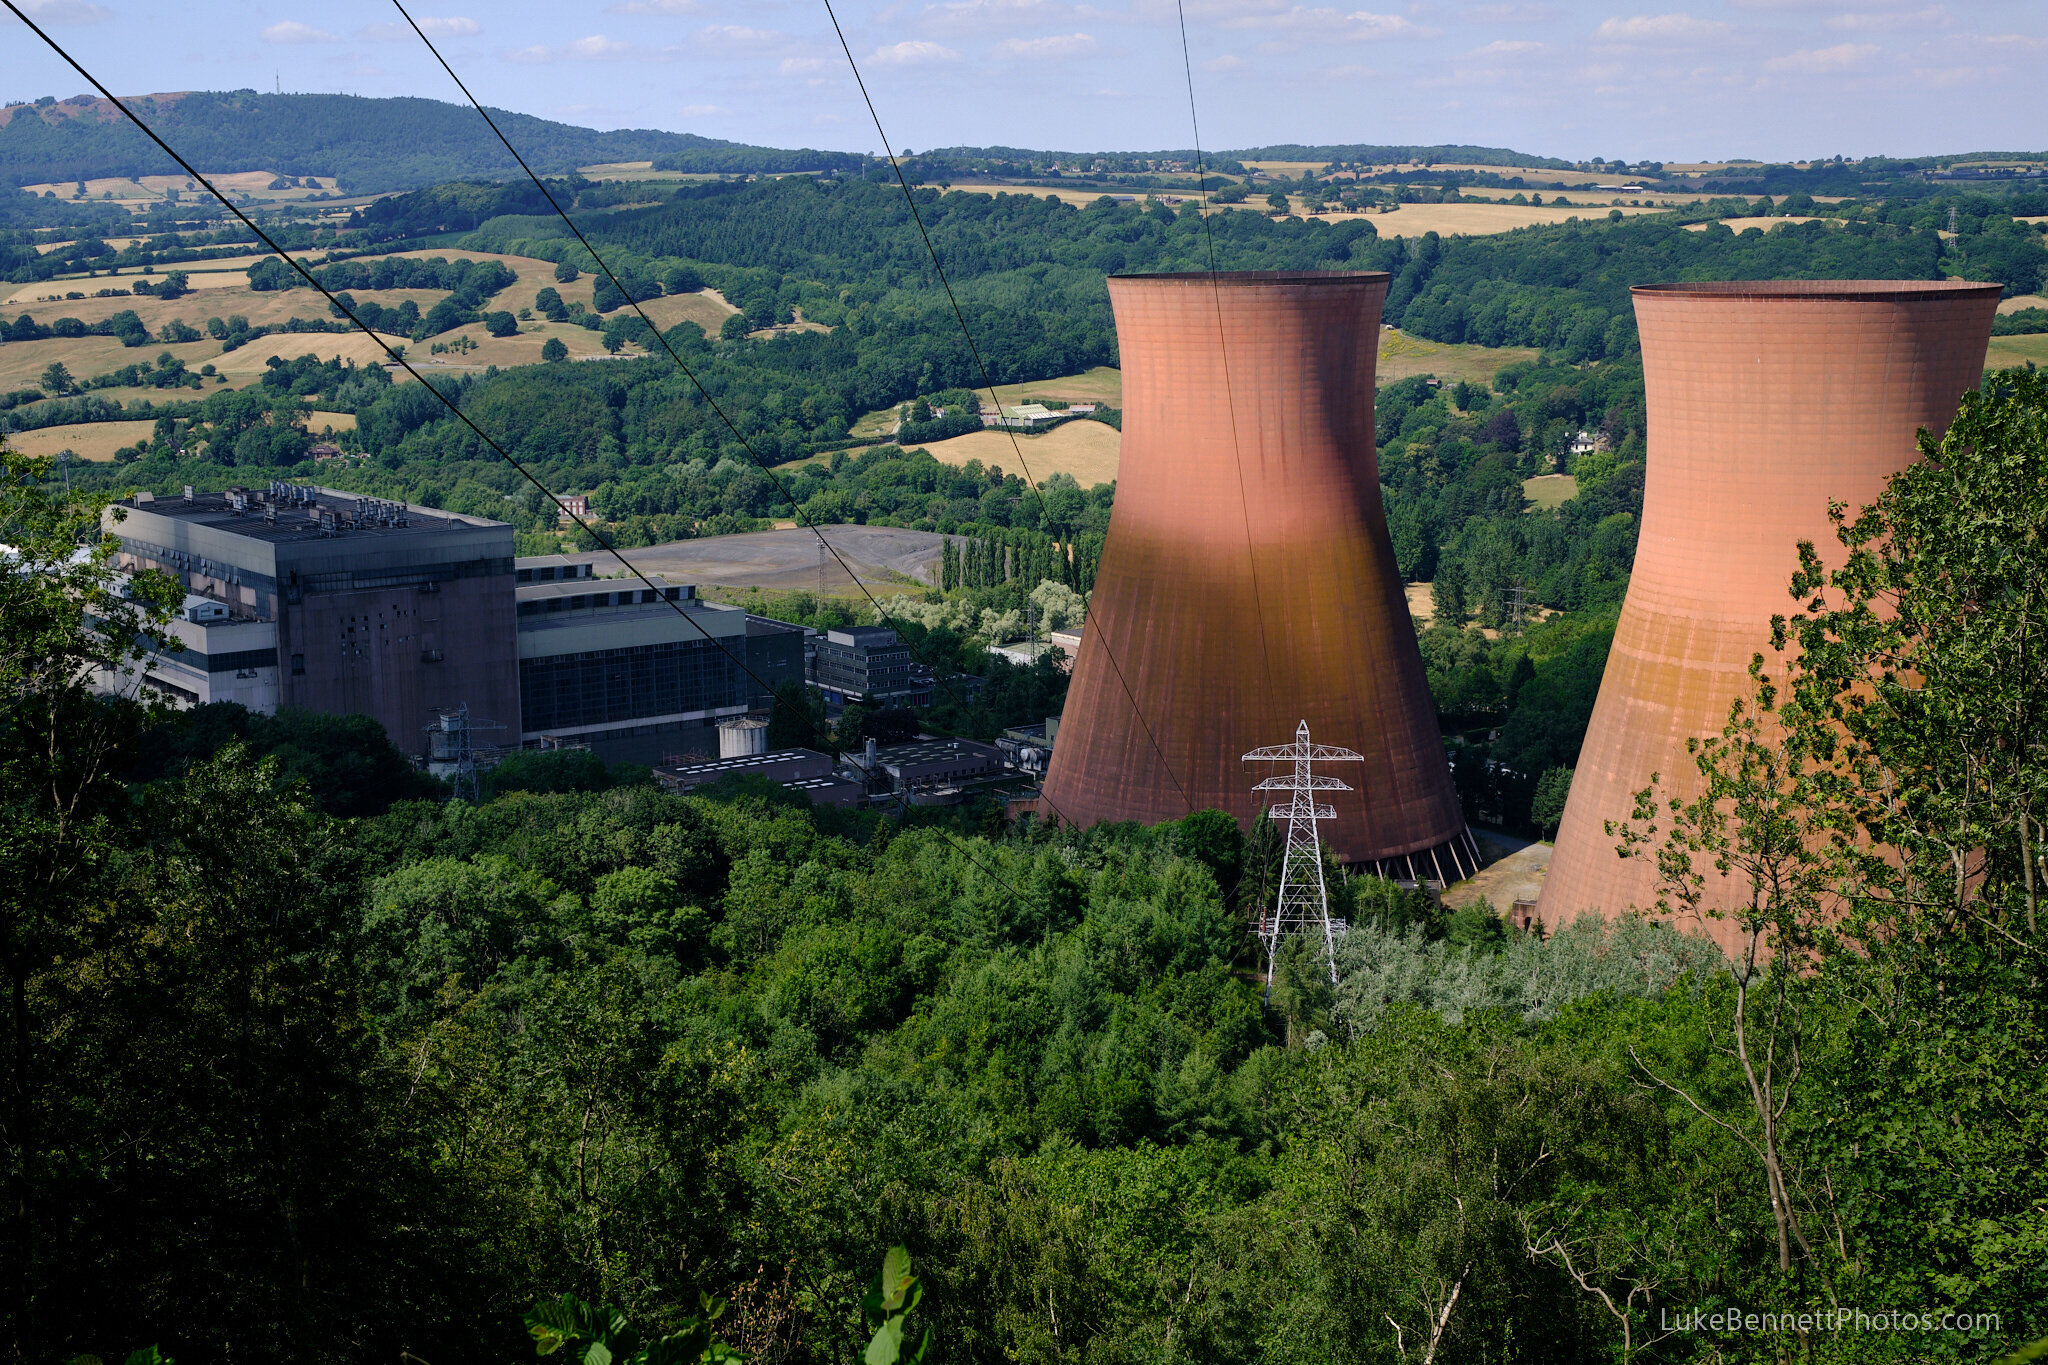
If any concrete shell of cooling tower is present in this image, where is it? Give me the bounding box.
[1538,279,2001,950]
[1041,271,1473,879]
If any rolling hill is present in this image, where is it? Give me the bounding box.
[0,91,861,195]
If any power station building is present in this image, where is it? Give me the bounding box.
[1537,280,2002,949]
[107,484,803,764]
[1041,271,1476,879]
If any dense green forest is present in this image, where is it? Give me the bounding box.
[8,369,2048,1364]
[0,92,857,193]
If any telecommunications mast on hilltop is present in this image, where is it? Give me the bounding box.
[1244,721,1364,994]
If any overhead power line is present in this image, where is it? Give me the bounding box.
[5,0,1040,907]
[386,0,1090,834]
[1174,0,1278,703]
[818,0,1197,817]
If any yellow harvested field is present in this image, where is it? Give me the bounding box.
[575,161,727,184]
[1445,165,1615,185]
[211,332,398,381]
[987,367,1124,407]
[22,171,346,205]
[1404,582,1433,619]
[908,420,1123,489]
[1684,216,1824,234]
[1998,293,2047,314]
[7,420,157,462]
[1460,187,1705,207]
[1322,201,1665,237]
[1379,330,1537,385]
[1523,473,1578,510]
[34,236,146,255]
[636,290,740,333]
[401,320,627,374]
[0,336,218,393]
[308,410,356,431]
[1987,334,2048,370]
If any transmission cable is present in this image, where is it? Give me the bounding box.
[5,0,1041,905]
[1173,0,1279,702]
[386,0,1096,835]
[818,0,1196,816]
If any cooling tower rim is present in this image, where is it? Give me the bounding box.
[1109,269,1391,286]
[1632,279,2004,302]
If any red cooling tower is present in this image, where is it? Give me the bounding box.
[1539,280,2001,947]
[1041,271,1475,879]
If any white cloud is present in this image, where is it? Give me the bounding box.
[607,0,703,11]
[417,15,480,37]
[505,33,635,62]
[1203,52,1247,69]
[1593,13,1728,42]
[1764,41,1878,72]
[1980,32,2048,51]
[993,31,1097,56]
[698,24,786,46]
[1461,1,1555,19]
[924,0,1073,30]
[1825,5,1945,30]
[11,0,113,24]
[1221,6,1431,40]
[261,19,338,43]
[1472,37,1542,54]
[869,39,962,63]
[680,103,723,116]
[359,15,481,40]
[779,56,832,74]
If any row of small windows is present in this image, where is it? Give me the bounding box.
[516,587,682,617]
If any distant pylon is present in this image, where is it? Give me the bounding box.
[1244,720,1364,993]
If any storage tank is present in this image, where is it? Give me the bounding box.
[1041,271,1475,879]
[1539,280,2001,948]
[718,716,769,758]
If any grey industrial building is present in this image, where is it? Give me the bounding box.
[809,625,930,707]
[516,562,805,763]
[108,483,521,750]
[106,484,804,764]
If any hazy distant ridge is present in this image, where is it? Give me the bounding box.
[0,91,849,194]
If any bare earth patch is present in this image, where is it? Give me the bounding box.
[562,524,947,594]
[1441,840,1553,911]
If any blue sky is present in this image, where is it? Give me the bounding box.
[5,0,2045,162]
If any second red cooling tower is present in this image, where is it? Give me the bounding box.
[1538,279,2002,948]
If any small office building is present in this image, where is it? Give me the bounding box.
[809,625,930,707]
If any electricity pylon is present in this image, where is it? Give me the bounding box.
[1244,720,1363,994]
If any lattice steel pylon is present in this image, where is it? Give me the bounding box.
[1244,720,1364,993]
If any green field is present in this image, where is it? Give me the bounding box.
[1987,333,2048,370]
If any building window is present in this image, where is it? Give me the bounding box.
[290,653,305,675]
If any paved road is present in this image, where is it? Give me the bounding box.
[568,524,945,593]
